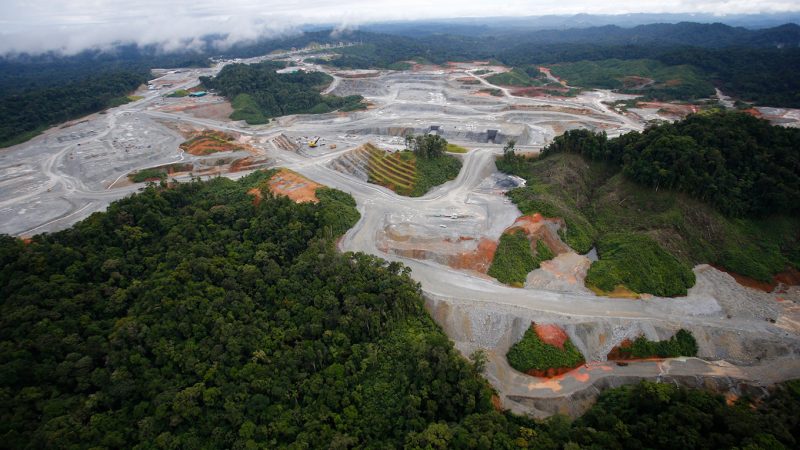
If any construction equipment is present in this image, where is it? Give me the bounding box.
[308,137,320,148]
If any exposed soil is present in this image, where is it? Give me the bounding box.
[247,188,263,206]
[334,70,380,78]
[229,157,271,172]
[180,130,242,155]
[491,395,504,411]
[511,87,569,98]
[743,108,764,118]
[181,102,234,121]
[525,251,592,293]
[636,102,697,117]
[711,264,776,292]
[525,364,584,378]
[504,214,570,256]
[775,267,800,286]
[457,77,482,85]
[588,284,640,299]
[452,238,499,273]
[267,169,322,203]
[711,265,800,293]
[534,323,569,349]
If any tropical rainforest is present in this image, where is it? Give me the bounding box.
[2,22,799,145]
[0,171,799,448]
[497,111,799,295]
[200,62,365,124]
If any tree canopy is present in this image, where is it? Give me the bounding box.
[1,170,799,448]
[539,111,800,217]
[200,63,364,123]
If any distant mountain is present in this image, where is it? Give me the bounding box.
[520,22,800,48]
[362,13,800,35]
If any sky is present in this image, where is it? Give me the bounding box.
[1,0,799,55]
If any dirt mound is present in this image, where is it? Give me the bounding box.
[272,134,300,152]
[230,157,271,172]
[180,131,242,155]
[385,235,499,274]
[182,102,234,121]
[636,102,697,117]
[450,238,499,273]
[267,169,322,203]
[775,267,800,287]
[534,323,569,349]
[511,87,568,98]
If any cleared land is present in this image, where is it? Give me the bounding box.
[179,130,243,155]
[1,53,798,419]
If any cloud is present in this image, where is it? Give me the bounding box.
[1,0,799,55]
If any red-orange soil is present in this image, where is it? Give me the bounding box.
[534,323,569,349]
[179,131,242,155]
[267,169,322,203]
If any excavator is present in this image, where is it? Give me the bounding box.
[308,137,320,148]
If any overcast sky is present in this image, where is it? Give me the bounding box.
[1,1,799,55]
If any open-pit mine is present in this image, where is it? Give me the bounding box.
[2,50,799,418]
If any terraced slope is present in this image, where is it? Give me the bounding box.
[329,143,461,197]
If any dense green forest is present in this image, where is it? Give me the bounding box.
[540,112,800,217]
[0,70,149,147]
[496,113,800,292]
[2,22,800,146]
[548,59,714,101]
[1,171,799,447]
[200,62,365,123]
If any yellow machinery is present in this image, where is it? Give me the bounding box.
[308,137,320,148]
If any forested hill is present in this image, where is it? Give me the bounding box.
[539,111,800,217]
[2,171,800,448]
[200,62,365,124]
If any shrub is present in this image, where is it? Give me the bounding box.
[507,327,584,372]
[586,232,695,296]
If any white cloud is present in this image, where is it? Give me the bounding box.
[1,0,798,55]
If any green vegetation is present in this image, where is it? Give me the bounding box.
[0,172,494,448]
[506,326,585,373]
[128,167,167,182]
[586,233,696,297]
[488,232,556,286]
[488,231,537,286]
[366,145,416,195]
[411,153,462,196]
[446,143,469,153]
[572,380,800,449]
[0,70,148,147]
[166,89,190,98]
[536,239,555,263]
[315,187,361,236]
[550,59,714,101]
[2,165,800,448]
[107,94,143,107]
[497,113,800,291]
[128,163,193,183]
[486,67,540,87]
[200,62,365,121]
[540,112,800,218]
[364,136,462,197]
[614,329,699,359]
[501,184,597,255]
[230,93,268,124]
[478,88,503,96]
